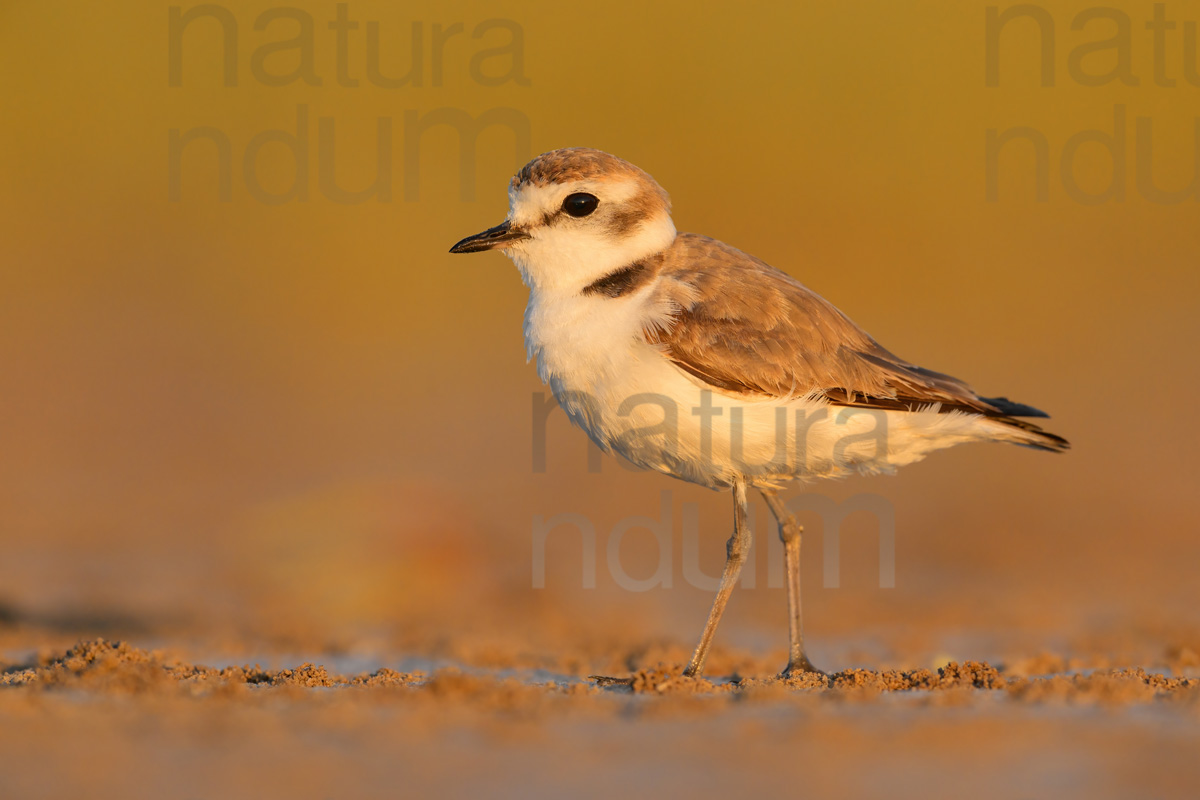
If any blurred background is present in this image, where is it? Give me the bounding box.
[1,0,1197,668]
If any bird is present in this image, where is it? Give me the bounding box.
[449,147,1068,680]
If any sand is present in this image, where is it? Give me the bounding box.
[3,632,1200,800]
[2,464,1198,799]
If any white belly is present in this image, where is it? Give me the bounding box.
[524,288,1002,490]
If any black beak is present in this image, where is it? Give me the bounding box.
[449,221,530,254]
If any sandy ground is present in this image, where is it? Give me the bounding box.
[3,461,1199,799]
[3,624,1200,800]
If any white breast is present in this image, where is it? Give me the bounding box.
[522,282,664,438]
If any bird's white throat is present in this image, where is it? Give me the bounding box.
[505,180,677,296]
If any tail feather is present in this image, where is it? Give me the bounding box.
[976,394,1069,452]
[990,415,1070,453]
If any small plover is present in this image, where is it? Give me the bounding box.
[450,147,1068,679]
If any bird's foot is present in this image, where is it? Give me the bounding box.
[779,656,827,680]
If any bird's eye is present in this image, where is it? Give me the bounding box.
[562,192,600,218]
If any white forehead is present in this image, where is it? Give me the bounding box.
[507,177,644,227]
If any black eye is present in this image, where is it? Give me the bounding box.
[562,192,599,217]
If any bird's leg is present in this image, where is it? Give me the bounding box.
[761,488,824,677]
[683,476,752,679]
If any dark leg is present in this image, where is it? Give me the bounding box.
[761,488,823,677]
[683,476,752,678]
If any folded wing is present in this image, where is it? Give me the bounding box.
[647,234,1066,452]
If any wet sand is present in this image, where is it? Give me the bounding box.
[3,469,1199,799]
[3,631,1199,800]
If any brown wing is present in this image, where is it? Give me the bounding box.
[647,233,1030,417]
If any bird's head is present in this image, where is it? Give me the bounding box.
[449,148,676,294]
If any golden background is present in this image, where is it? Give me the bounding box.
[2,0,1198,667]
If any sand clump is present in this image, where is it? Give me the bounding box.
[0,640,421,693]
[2,640,1199,711]
[598,660,1006,696]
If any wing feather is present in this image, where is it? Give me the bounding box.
[647,234,1034,418]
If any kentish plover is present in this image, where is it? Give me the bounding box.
[451,148,1068,679]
